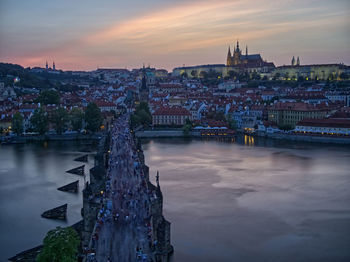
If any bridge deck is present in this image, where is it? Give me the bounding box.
[92,115,156,261]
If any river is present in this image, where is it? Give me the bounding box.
[0,141,97,261]
[0,136,349,261]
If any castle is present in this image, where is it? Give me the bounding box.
[226,40,273,68]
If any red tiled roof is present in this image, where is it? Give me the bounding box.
[297,118,350,128]
[153,107,191,116]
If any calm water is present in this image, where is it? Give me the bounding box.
[142,137,350,262]
[0,137,349,261]
[0,141,97,261]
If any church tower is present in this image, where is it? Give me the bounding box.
[53,61,56,71]
[226,46,232,66]
[232,40,241,65]
[139,65,149,103]
[291,56,295,66]
[296,56,300,66]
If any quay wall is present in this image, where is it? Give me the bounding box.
[256,132,350,144]
[2,133,103,144]
[136,130,184,138]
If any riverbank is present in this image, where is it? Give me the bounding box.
[136,130,185,138]
[255,131,350,144]
[1,133,103,144]
[136,129,350,145]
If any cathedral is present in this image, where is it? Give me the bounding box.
[226,40,270,68]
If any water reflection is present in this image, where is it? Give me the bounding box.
[0,141,97,261]
[143,138,350,262]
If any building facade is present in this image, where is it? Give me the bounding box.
[152,107,191,126]
[268,102,334,128]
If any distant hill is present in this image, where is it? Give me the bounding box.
[0,62,86,91]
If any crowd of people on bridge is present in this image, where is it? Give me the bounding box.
[87,114,160,262]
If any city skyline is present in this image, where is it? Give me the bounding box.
[0,0,349,71]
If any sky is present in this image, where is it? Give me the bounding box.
[0,0,349,71]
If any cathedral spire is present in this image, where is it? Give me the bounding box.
[236,39,240,52]
[246,45,248,57]
[297,56,300,66]
[45,61,48,70]
[227,46,231,58]
[291,56,295,66]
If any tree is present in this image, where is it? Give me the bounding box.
[228,118,237,130]
[137,102,151,115]
[85,103,102,132]
[181,72,188,78]
[70,107,83,131]
[37,227,79,262]
[182,123,192,136]
[130,113,141,128]
[339,72,348,80]
[199,71,208,78]
[191,70,197,78]
[12,112,24,135]
[131,102,152,128]
[31,108,48,135]
[297,76,305,82]
[137,109,152,127]
[251,71,261,80]
[51,107,68,134]
[37,90,60,105]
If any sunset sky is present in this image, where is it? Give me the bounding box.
[0,0,349,71]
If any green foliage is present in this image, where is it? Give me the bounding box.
[278,124,293,131]
[37,227,80,262]
[207,112,226,121]
[228,118,237,130]
[182,124,192,136]
[37,90,60,105]
[137,109,152,127]
[12,112,24,135]
[130,113,141,128]
[199,71,208,78]
[85,103,102,132]
[51,107,69,134]
[340,72,349,80]
[131,102,152,128]
[251,72,261,80]
[30,108,48,135]
[181,72,188,78]
[70,108,84,131]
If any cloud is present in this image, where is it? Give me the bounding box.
[1,0,349,70]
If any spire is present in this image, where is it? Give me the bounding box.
[53,61,56,70]
[45,61,48,70]
[236,39,240,52]
[246,45,248,57]
[291,56,295,66]
[227,46,231,58]
[297,56,300,66]
[156,170,159,187]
